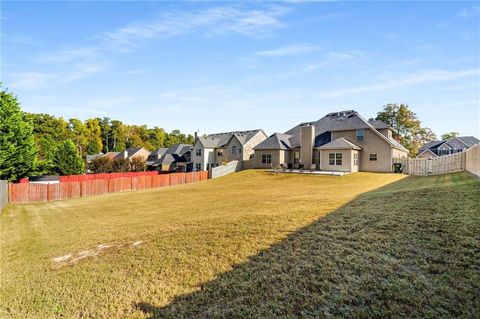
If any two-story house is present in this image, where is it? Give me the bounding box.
[417,136,480,158]
[192,130,268,171]
[253,110,408,173]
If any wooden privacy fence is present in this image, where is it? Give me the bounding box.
[393,144,480,176]
[9,171,208,203]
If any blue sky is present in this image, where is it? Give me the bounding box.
[2,1,479,137]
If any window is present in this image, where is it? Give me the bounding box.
[217,150,223,156]
[239,148,242,154]
[353,153,358,166]
[356,129,365,141]
[294,151,300,164]
[206,164,210,170]
[195,163,201,171]
[336,153,342,165]
[329,153,342,165]
[232,146,237,155]
[261,154,272,164]
[369,154,378,161]
[195,148,202,156]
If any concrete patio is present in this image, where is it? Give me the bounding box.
[267,169,350,176]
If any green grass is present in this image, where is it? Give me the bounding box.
[1,171,479,318]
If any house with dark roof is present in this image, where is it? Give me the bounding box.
[148,144,192,172]
[114,147,151,162]
[253,110,409,173]
[417,136,479,159]
[192,129,268,171]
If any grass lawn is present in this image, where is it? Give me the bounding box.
[1,171,479,318]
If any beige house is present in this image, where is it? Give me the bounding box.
[114,147,150,162]
[192,129,268,171]
[253,110,409,173]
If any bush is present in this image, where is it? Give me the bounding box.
[130,156,146,172]
[89,156,112,173]
[112,158,130,172]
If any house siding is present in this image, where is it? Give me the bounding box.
[192,141,215,171]
[254,149,289,168]
[243,131,268,161]
[319,149,359,172]
[331,129,405,172]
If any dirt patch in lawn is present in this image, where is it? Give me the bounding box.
[52,240,144,268]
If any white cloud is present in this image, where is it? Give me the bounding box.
[21,5,290,88]
[318,68,479,98]
[100,6,289,48]
[457,5,480,18]
[10,72,57,89]
[255,44,320,57]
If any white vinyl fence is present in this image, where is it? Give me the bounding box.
[393,144,480,176]
[210,160,242,179]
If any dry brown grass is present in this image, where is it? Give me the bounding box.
[1,171,478,318]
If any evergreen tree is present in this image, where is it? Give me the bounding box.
[0,88,37,181]
[51,140,85,175]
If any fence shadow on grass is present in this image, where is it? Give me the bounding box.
[134,175,479,318]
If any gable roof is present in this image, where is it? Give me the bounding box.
[197,129,265,148]
[318,137,362,150]
[456,136,480,147]
[150,144,192,166]
[419,140,443,152]
[417,148,438,158]
[284,110,408,152]
[115,147,143,159]
[166,144,191,155]
[420,136,479,153]
[368,119,391,130]
[254,133,292,150]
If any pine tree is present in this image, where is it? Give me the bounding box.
[0,88,37,181]
[51,140,85,175]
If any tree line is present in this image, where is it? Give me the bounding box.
[0,87,194,181]
[2,86,454,181]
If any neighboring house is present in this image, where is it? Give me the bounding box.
[253,110,409,173]
[417,136,480,158]
[146,148,168,166]
[86,153,104,164]
[192,129,268,171]
[114,147,150,162]
[104,152,119,161]
[148,144,192,172]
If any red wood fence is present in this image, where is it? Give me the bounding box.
[8,171,208,203]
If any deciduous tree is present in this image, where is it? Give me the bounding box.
[441,132,459,140]
[376,104,437,156]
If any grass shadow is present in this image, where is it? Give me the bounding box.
[133,174,480,318]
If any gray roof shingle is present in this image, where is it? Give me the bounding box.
[318,138,362,150]
[284,110,408,152]
[198,129,265,148]
[254,133,292,150]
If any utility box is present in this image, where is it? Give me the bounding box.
[393,163,403,173]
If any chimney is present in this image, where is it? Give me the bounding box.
[194,131,198,140]
[300,125,315,169]
[124,149,128,159]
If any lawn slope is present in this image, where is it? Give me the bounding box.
[1,171,479,318]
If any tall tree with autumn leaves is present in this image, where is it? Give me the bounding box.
[376,104,437,156]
